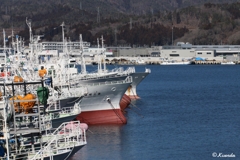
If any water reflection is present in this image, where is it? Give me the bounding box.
[69,124,124,160]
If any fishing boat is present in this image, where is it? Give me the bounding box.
[22,22,136,125]
[160,60,191,65]
[0,78,87,160]
[135,57,146,65]
[37,56,132,124]
[116,66,151,99]
[76,76,132,124]
[125,67,151,99]
[120,94,131,110]
[221,61,235,65]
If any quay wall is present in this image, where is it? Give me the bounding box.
[83,56,233,65]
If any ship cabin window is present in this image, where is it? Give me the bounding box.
[68,64,75,68]
[207,52,211,54]
[170,54,179,57]
[69,60,76,63]
[48,69,56,77]
[198,52,202,54]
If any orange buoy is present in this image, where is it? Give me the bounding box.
[14,76,24,82]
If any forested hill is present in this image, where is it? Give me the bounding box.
[0,0,239,46]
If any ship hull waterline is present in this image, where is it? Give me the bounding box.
[76,81,131,124]
[120,94,131,110]
[76,109,126,124]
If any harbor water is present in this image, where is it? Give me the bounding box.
[70,65,240,160]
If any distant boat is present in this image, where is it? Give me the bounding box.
[85,61,92,65]
[221,61,235,65]
[160,60,191,65]
[136,57,146,65]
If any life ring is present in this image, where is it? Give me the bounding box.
[0,72,10,77]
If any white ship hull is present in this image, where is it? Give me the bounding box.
[125,72,150,99]
[77,81,131,124]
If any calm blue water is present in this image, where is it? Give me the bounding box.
[70,65,240,160]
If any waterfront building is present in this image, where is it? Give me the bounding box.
[108,42,240,62]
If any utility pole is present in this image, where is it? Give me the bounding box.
[172,23,173,46]
[97,7,100,23]
[5,6,8,15]
[60,22,65,53]
[79,1,82,10]
[130,18,132,30]
[114,28,117,46]
[171,13,174,46]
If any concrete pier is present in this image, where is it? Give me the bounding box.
[192,61,221,65]
[84,57,240,65]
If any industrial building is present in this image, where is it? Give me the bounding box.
[107,42,240,62]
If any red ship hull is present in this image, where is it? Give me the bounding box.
[76,109,127,125]
[120,94,131,110]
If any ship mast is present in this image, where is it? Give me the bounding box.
[61,22,65,54]
[26,17,33,43]
[3,29,7,82]
[26,17,34,62]
[2,97,10,160]
[97,38,102,73]
[101,35,106,72]
[79,34,86,74]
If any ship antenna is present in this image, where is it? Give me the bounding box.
[60,22,65,53]
[11,23,14,47]
[3,29,7,82]
[26,17,35,62]
[2,96,10,160]
[79,34,86,74]
[101,35,106,72]
[97,38,101,73]
[26,17,33,43]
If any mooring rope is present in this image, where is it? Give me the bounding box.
[106,97,125,123]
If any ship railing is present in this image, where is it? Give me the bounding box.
[57,91,79,100]
[10,112,52,131]
[75,75,132,87]
[117,66,135,75]
[52,71,133,87]
[74,73,121,81]
[47,83,87,99]
[59,105,81,115]
[51,121,82,136]
[110,67,124,73]
[66,87,87,98]
[44,104,81,123]
[46,99,61,111]
[20,66,40,82]
[30,121,85,160]
[0,155,30,160]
